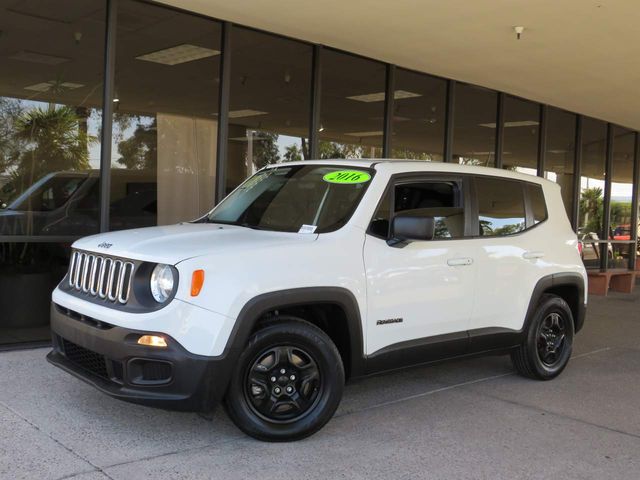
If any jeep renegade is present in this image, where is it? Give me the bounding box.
[47,160,587,441]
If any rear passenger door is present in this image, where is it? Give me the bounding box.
[467,176,548,333]
[363,175,477,355]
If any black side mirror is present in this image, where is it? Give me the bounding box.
[388,214,435,247]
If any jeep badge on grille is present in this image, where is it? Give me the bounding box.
[97,242,113,249]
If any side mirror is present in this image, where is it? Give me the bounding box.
[388,214,435,247]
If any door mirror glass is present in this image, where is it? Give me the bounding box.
[391,214,435,243]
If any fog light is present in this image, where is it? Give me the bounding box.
[137,335,167,347]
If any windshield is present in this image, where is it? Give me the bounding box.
[7,174,87,212]
[207,165,374,233]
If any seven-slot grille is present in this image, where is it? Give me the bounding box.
[68,250,134,304]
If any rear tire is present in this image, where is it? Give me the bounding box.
[511,294,574,380]
[224,316,344,441]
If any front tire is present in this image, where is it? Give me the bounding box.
[511,294,574,380]
[224,316,344,441]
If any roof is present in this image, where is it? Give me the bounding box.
[267,159,555,187]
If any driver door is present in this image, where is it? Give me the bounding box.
[363,174,477,356]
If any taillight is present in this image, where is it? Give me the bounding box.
[577,241,583,255]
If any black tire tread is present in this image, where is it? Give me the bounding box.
[224,315,344,442]
[511,293,572,380]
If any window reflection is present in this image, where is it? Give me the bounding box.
[453,84,497,167]
[544,108,576,221]
[110,0,221,228]
[319,50,385,159]
[390,69,446,161]
[578,118,607,268]
[502,96,539,175]
[226,28,312,193]
[0,0,106,345]
[610,127,635,268]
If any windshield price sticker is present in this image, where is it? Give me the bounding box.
[323,170,371,184]
[298,224,317,234]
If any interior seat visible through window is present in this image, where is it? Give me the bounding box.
[369,179,465,239]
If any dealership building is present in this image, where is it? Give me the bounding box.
[0,0,638,347]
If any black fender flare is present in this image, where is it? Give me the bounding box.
[212,287,366,398]
[523,272,586,334]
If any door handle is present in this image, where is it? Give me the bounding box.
[447,257,473,266]
[523,251,545,260]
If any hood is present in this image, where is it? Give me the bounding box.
[72,223,318,265]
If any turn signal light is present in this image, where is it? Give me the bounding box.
[137,335,167,347]
[191,269,205,297]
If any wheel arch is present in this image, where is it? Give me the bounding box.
[224,287,366,380]
[524,273,586,334]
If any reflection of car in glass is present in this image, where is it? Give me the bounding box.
[0,170,157,236]
[48,161,587,442]
[612,224,631,241]
[611,224,640,259]
[578,230,613,264]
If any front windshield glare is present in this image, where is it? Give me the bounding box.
[207,165,373,233]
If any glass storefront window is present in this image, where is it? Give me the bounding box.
[0,0,106,345]
[390,69,446,161]
[110,0,221,228]
[609,127,635,268]
[319,50,386,159]
[452,84,497,167]
[226,27,312,193]
[502,96,539,175]
[544,108,576,221]
[578,118,607,268]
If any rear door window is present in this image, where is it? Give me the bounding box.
[527,183,547,225]
[475,177,526,236]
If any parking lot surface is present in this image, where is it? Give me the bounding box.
[1,290,639,480]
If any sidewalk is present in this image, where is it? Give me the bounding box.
[1,291,639,480]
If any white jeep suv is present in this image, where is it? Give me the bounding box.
[48,160,587,441]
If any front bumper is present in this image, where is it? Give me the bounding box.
[47,303,234,411]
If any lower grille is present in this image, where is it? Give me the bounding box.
[62,339,109,379]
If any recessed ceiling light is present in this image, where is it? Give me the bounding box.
[136,44,220,66]
[24,82,54,92]
[24,81,85,92]
[347,90,422,102]
[10,51,70,65]
[344,131,384,137]
[548,149,568,154]
[228,109,268,118]
[59,82,84,89]
[479,120,539,128]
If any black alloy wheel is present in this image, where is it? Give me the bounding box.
[244,345,322,423]
[225,316,344,441]
[536,312,568,367]
[511,294,574,380]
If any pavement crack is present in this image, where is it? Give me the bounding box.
[476,392,640,441]
[96,433,247,473]
[334,346,614,419]
[334,372,514,418]
[0,400,114,480]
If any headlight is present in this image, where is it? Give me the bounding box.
[150,264,175,303]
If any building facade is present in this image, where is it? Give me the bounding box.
[0,0,638,347]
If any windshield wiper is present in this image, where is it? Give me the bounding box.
[204,219,268,230]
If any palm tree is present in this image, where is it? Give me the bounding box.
[579,187,603,234]
[5,105,94,263]
[13,105,92,192]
